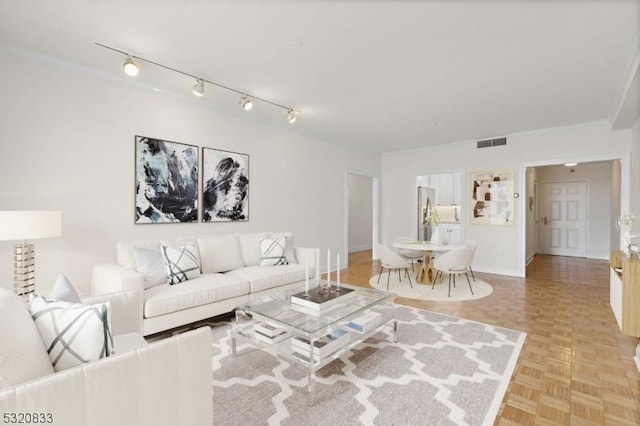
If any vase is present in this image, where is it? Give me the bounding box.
[431,227,440,245]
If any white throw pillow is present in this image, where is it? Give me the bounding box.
[48,273,81,303]
[198,234,245,273]
[133,247,167,289]
[30,296,114,372]
[238,232,269,266]
[0,288,54,388]
[116,239,162,270]
[161,242,202,285]
[260,236,289,266]
[270,231,297,264]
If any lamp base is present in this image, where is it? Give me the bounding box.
[14,242,35,300]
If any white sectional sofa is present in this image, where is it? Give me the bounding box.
[92,232,317,336]
[0,287,213,426]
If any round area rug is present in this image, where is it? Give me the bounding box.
[369,272,493,302]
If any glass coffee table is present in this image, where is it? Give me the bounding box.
[232,283,397,392]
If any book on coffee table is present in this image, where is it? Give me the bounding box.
[290,286,355,312]
[291,328,350,358]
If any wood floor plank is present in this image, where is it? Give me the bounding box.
[341,250,640,425]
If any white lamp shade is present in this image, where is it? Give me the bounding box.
[0,211,62,241]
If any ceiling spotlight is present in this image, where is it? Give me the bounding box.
[240,96,253,111]
[192,78,205,97]
[122,56,139,76]
[564,162,578,167]
[287,110,298,124]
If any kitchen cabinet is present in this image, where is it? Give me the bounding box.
[439,224,461,245]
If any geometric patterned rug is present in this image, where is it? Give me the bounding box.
[211,305,526,426]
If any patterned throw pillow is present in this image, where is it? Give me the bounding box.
[260,236,289,266]
[30,296,114,372]
[161,242,201,285]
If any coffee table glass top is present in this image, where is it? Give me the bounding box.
[238,283,394,335]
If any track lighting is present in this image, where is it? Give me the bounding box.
[240,96,253,111]
[123,56,139,76]
[192,79,205,97]
[96,42,300,122]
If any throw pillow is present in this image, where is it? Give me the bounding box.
[30,296,114,372]
[133,247,167,289]
[48,273,81,303]
[161,242,202,285]
[270,231,297,264]
[260,236,289,266]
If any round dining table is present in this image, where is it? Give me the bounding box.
[392,241,464,284]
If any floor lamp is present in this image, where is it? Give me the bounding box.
[0,211,62,300]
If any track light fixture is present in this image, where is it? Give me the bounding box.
[287,110,298,124]
[122,56,139,76]
[95,42,300,123]
[240,96,253,111]
[192,78,205,97]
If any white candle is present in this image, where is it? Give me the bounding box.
[327,249,331,286]
[316,249,320,285]
[305,260,309,293]
[337,254,340,289]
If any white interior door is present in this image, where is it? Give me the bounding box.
[539,181,587,257]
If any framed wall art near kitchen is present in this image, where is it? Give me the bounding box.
[470,169,515,225]
[202,147,249,222]
[135,135,199,224]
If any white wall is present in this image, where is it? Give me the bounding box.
[611,160,622,252]
[347,174,373,252]
[536,162,611,259]
[0,53,379,295]
[382,122,632,277]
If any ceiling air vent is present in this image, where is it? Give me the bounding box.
[477,137,507,149]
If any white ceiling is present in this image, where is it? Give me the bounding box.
[1,0,639,152]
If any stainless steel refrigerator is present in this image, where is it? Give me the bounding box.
[417,186,436,241]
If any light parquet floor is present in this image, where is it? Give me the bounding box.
[340,250,640,426]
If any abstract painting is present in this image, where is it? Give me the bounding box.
[202,148,249,222]
[135,136,198,223]
[470,169,515,225]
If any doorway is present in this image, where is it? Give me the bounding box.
[539,181,588,257]
[345,170,380,266]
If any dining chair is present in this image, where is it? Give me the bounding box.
[432,247,474,297]
[393,236,423,271]
[463,240,477,281]
[376,243,413,290]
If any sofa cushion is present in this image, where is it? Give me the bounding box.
[143,274,250,318]
[161,242,202,285]
[259,236,288,266]
[133,247,167,289]
[116,239,162,270]
[30,296,114,372]
[237,232,269,266]
[198,234,244,273]
[0,288,54,388]
[225,264,307,293]
[49,273,81,303]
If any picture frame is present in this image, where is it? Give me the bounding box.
[470,169,515,225]
[134,135,199,224]
[202,147,249,222]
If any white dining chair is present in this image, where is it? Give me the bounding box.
[463,240,477,281]
[393,236,423,271]
[432,247,475,297]
[376,243,413,290]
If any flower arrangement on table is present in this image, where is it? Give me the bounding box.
[616,212,639,256]
[428,209,441,227]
